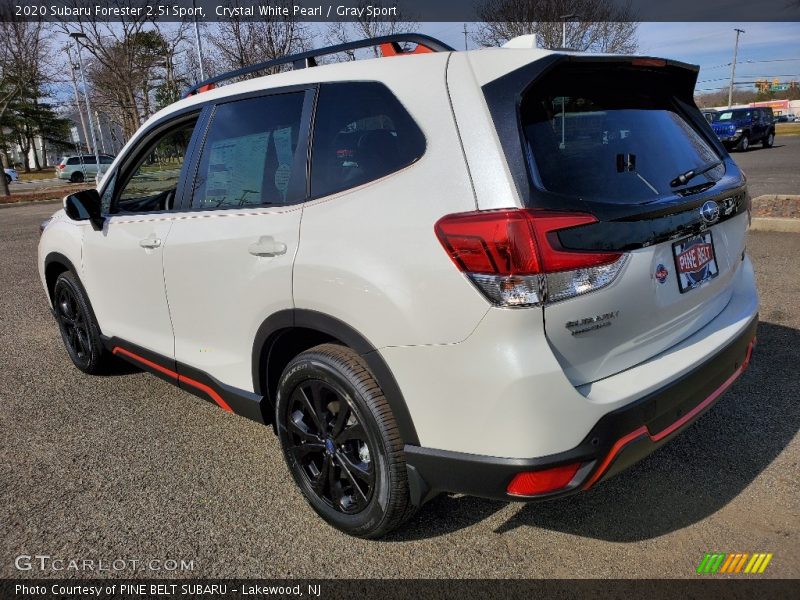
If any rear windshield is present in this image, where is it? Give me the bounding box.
[521,66,723,203]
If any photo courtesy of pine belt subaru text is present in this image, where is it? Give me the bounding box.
[38,34,759,538]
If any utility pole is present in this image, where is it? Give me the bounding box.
[462,23,468,51]
[69,32,103,181]
[728,28,745,108]
[65,45,92,154]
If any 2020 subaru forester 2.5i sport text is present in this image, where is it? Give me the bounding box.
[38,35,758,538]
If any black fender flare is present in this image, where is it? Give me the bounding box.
[43,252,80,301]
[252,309,420,446]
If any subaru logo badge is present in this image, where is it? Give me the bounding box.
[700,201,720,224]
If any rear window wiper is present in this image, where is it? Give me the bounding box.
[669,159,723,188]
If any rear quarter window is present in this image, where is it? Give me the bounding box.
[310,82,425,198]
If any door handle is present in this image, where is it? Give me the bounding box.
[248,236,287,257]
[139,237,162,249]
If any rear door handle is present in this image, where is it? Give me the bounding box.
[139,236,162,249]
[248,236,287,257]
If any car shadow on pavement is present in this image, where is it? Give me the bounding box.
[387,321,799,542]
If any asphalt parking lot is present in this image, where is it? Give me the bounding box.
[0,203,798,579]
[732,134,800,198]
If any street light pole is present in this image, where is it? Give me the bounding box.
[64,45,92,155]
[559,13,578,48]
[70,32,103,182]
[192,0,205,80]
[728,28,745,108]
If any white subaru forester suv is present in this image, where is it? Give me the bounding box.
[38,34,758,538]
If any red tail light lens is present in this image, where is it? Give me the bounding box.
[507,462,582,496]
[435,210,626,307]
[435,209,620,275]
[57,164,65,170]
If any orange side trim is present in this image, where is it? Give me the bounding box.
[112,347,233,413]
[177,374,233,413]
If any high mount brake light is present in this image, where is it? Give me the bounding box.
[632,58,666,67]
[435,209,626,307]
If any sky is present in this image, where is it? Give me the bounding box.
[418,21,800,93]
[50,21,800,104]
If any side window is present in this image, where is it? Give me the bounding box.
[191,92,307,209]
[67,157,79,165]
[113,117,197,214]
[100,155,114,165]
[84,156,97,165]
[310,82,425,198]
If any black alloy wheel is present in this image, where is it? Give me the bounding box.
[285,379,375,513]
[56,283,91,369]
[52,271,109,374]
[276,344,415,538]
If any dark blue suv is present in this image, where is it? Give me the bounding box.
[711,107,775,151]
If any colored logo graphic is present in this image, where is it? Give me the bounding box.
[697,553,773,574]
[655,263,669,284]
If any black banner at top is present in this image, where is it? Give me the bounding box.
[2,0,800,22]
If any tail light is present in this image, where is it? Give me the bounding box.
[57,163,65,170]
[435,209,627,307]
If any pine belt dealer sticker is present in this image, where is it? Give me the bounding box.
[672,232,719,293]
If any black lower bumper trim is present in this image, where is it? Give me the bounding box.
[404,314,758,505]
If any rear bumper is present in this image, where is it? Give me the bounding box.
[404,313,757,505]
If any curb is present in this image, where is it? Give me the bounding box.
[750,194,800,232]
[0,198,62,210]
[750,217,800,233]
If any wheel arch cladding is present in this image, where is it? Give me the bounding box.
[44,253,78,302]
[252,309,420,446]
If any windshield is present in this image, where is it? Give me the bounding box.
[521,67,724,203]
[714,109,752,122]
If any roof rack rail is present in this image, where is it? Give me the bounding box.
[183,33,454,98]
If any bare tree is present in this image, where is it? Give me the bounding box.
[473,0,638,53]
[207,1,309,78]
[0,8,48,195]
[57,1,171,139]
[325,0,419,60]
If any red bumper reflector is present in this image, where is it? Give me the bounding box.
[507,462,582,496]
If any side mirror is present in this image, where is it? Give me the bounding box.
[64,189,104,231]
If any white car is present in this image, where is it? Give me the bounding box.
[55,154,115,182]
[38,34,758,538]
[4,167,18,185]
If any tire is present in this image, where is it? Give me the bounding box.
[275,343,416,538]
[52,271,109,374]
[70,171,84,183]
[737,135,750,152]
[763,131,775,148]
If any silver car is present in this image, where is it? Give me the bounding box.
[56,154,115,183]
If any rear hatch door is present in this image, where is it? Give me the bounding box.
[483,56,749,386]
